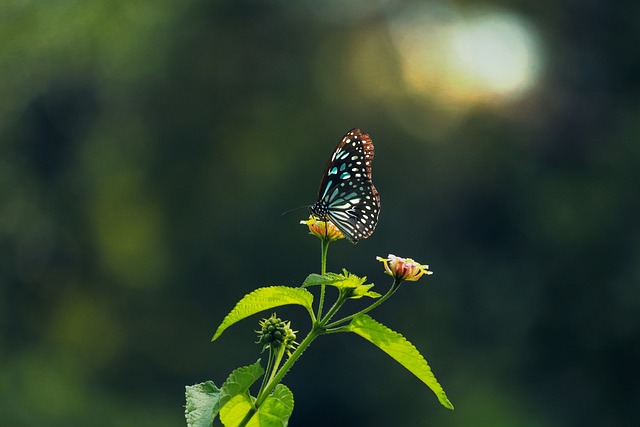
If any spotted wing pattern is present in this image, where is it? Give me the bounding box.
[309,128,380,243]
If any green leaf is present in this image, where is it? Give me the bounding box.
[220,394,253,427]
[302,271,379,299]
[212,287,314,341]
[301,272,344,287]
[220,384,294,427]
[347,283,381,299]
[254,384,294,426]
[213,360,265,419]
[347,314,454,410]
[185,381,221,427]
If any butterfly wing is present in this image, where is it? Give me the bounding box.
[310,128,381,243]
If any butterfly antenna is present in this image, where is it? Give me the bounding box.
[281,205,309,217]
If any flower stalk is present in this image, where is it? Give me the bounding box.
[302,217,343,319]
[254,325,322,409]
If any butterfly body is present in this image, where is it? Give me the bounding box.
[310,128,380,243]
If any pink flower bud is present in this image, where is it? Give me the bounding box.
[376,254,433,283]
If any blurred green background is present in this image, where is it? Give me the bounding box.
[1,0,638,426]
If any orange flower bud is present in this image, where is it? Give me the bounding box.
[300,216,345,242]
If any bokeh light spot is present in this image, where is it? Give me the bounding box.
[448,12,541,98]
[390,4,544,105]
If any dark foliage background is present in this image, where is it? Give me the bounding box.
[1,1,638,426]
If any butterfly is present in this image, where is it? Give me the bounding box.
[309,128,381,243]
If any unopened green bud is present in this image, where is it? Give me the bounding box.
[256,313,299,355]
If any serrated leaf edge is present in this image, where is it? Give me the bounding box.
[212,286,314,341]
[184,381,221,427]
[212,360,264,419]
[348,314,454,410]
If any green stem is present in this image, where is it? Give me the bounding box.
[323,325,351,334]
[321,236,329,275]
[270,346,286,383]
[325,279,400,329]
[319,291,348,325]
[256,348,275,398]
[254,324,322,408]
[317,237,330,319]
[238,346,286,427]
[238,406,256,427]
[318,284,326,320]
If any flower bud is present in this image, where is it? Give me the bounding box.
[256,313,299,355]
[376,254,433,283]
[300,216,344,242]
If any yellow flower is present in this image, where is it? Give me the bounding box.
[376,254,433,283]
[300,216,345,242]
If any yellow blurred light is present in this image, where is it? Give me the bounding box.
[448,12,541,98]
[390,5,544,105]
